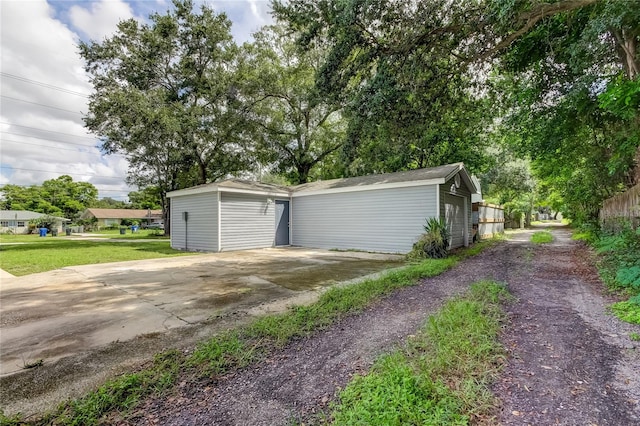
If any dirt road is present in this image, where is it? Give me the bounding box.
[127,227,639,425]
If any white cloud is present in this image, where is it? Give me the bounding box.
[0,0,274,204]
[0,0,132,200]
[68,0,137,41]
[211,0,274,43]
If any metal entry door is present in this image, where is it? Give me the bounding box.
[445,194,465,249]
[275,200,290,246]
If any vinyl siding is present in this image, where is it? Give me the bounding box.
[292,185,437,253]
[439,173,473,248]
[170,193,218,251]
[220,193,275,251]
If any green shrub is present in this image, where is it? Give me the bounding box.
[408,218,450,260]
[609,299,640,324]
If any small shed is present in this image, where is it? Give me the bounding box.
[167,163,478,253]
[168,180,290,252]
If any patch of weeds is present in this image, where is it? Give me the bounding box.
[329,281,510,425]
[531,231,553,244]
[629,332,640,342]
[0,411,23,426]
[523,248,534,263]
[585,226,640,325]
[609,299,640,325]
[188,330,258,375]
[51,349,182,426]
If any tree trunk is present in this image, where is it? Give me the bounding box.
[162,194,171,236]
[296,163,312,184]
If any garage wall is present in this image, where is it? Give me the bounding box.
[439,172,473,248]
[292,185,437,253]
[220,193,275,251]
[170,192,219,251]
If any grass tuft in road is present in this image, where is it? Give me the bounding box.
[329,281,511,425]
[531,231,553,244]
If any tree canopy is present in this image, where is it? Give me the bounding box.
[0,176,98,220]
[274,0,640,223]
[80,0,250,232]
[76,0,639,226]
[241,24,347,183]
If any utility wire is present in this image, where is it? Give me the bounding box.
[0,122,96,140]
[0,72,90,98]
[0,131,98,147]
[0,165,126,180]
[2,183,130,193]
[1,139,126,157]
[1,95,84,115]
[2,137,97,150]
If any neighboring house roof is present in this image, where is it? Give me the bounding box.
[81,208,163,220]
[167,163,478,198]
[0,210,70,222]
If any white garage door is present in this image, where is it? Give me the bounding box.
[445,194,465,249]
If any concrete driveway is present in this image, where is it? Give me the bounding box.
[0,248,401,375]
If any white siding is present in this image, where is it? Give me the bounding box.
[170,193,218,251]
[292,185,438,253]
[220,193,275,251]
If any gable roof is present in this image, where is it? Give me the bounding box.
[292,163,476,195]
[167,179,290,198]
[0,210,69,221]
[82,208,163,219]
[167,163,478,198]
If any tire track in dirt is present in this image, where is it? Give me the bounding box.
[494,228,639,425]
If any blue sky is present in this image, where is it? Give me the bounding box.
[0,0,273,201]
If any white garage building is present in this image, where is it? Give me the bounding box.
[167,162,477,254]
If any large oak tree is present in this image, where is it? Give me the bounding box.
[80,0,250,233]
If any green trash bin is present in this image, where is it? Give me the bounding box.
[119,227,126,235]
[66,228,72,236]
[51,229,58,237]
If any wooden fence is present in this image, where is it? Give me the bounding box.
[600,183,640,230]
[473,202,505,240]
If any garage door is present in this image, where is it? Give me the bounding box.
[445,194,465,249]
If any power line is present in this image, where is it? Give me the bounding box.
[1,95,84,115]
[1,131,98,147]
[0,183,130,193]
[0,72,90,98]
[1,139,126,158]
[2,138,97,150]
[0,165,126,180]
[0,122,96,140]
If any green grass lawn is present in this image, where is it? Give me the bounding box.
[0,238,191,276]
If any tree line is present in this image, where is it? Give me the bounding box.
[77,0,639,233]
[0,176,162,222]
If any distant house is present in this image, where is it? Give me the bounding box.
[0,210,70,234]
[167,162,478,253]
[80,208,163,228]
